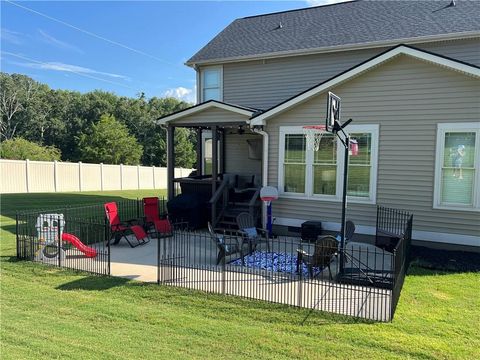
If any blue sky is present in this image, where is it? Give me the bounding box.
[1,0,344,102]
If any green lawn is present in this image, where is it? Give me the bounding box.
[1,190,479,359]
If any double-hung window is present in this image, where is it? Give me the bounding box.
[201,67,222,102]
[283,134,306,193]
[279,125,379,203]
[434,123,480,211]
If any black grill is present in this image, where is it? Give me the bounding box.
[301,221,322,242]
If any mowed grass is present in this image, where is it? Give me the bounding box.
[1,190,479,359]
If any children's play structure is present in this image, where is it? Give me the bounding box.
[35,213,97,260]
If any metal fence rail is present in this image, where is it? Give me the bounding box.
[14,199,167,276]
[157,230,395,321]
[16,202,412,322]
[16,213,110,275]
[391,214,413,318]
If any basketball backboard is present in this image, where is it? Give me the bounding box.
[326,92,341,132]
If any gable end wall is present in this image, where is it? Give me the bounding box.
[265,55,480,243]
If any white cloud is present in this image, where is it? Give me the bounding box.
[38,29,83,54]
[0,28,23,45]
[19,61,129,80]
[163,86,196,103]
[306,0,348,6]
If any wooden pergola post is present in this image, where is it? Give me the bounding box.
[167,125,175,201]
[219,129,225,174]
[211,125,218,224]
[196,128,202,175]
[211,125,218,194]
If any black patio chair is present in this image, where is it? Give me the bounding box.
[296,235,338,279]
[208,222,244,265]
[345,220,356,243]
[236,212,270,253]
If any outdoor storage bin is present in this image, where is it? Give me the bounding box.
[167,194,206,229]
[301,221,323,242]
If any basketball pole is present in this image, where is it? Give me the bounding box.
[267,201,273,237]
[333,119,352,274]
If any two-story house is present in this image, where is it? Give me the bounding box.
[158,0,480,250]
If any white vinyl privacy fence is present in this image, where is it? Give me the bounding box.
[0,159,192,194]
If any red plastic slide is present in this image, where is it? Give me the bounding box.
[62,233,97,258]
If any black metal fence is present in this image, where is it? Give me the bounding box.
[390,213,413,318]
[16,212,110,275]
[16,201,411,322]
[15,198,168,276]
[157,230,395,321]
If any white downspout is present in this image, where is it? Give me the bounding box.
[252,126,269,228]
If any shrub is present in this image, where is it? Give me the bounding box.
[0,138,61,161]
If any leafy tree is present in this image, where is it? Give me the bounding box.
[173,127,196,168]
[0,138,61,161]
[0,72,198,167]
[78,114,143,165]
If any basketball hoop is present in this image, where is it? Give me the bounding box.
[260,186,278,237]
[260,186,278,206]
[303,125,327,151]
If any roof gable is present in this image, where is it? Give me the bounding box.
[250,45,480,126]
[157,100,256,125]
[187,0,480,65]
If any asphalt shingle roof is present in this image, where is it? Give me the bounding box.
[187,0,480,64]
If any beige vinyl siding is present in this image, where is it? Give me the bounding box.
[224,131,262,176]
[265,55,480,238]
[222,38,480,109]
[170,107,250,126]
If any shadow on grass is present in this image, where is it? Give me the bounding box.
[1,223,17,234]
[2,256,22,263]
[409,245,480,274]
[56,275,130,291]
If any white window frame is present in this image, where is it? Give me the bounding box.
[201,130,221,175]
[278,124,379,204]
[200,66,223,102]
[433,122,480,212]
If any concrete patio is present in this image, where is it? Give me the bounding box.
[105,232,393,321]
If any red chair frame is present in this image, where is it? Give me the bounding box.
[142,197,173,238]
[104,202,149,248]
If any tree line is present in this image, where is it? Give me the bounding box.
[0,73,196,167]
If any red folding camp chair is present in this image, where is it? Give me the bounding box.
[104,202,149,248]
[142,197,173,238]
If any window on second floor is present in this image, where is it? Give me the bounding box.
[201,67,222,102]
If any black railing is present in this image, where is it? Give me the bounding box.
[157,230,395,322]
[15,198,168,276]
[391,214,413,319]
[376,206,412,251]
[16,212,110,275]
[15,201,412,322]
[209,178,229,227]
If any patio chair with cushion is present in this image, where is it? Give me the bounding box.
[208,222,244,265]
[296,235,338,279]
[104,202,150,248]
[142,197,173,238]
[236,212,270,253]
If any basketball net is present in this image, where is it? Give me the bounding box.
[260,197,274,207]
[302,125,327,151]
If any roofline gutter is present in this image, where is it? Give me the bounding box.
[185,31,480,67]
